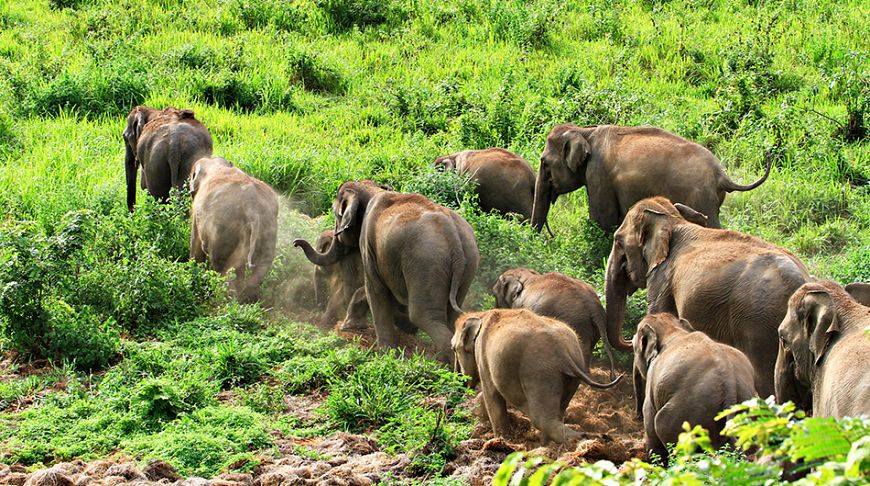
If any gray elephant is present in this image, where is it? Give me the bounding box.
[434,148,536,220]
[123,106,213,212]
[452,309,621,444]
[845,282,870,307]
[775,280,870,418]
[531,124,773,232]
[633,313,756,464]
[294,181,479,362]
[492,267,615,378]
[605,197,810,398]
[189,157,278,303]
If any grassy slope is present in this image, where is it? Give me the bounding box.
[0,0,868,480]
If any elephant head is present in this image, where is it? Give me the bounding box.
[123,106,157,211]
[433,155,457,171]
[189,157,233,199]
[775,281,845,408]
[492,267,539,308]
[293,181,388,266]
[632,313,695,418]
[531,125,592,232]
[604,198,708,353]
[451,315,482,388]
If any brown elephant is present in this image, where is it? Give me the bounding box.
[452,309,621,444]
[492,267,615,378]
[123,106,213,212]
[294,181,479,362]
[434,148,536,220]
[845,282,870,307]
[633,313,756,464]
[531,124,773,232]
[605,197,810,398]
[189,157,278,303]
[775,281,870,418]
[312,229,415,333]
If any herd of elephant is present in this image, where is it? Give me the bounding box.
[123,106,870,463]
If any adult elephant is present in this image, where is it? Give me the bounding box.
[434,148,536,221]
[294,181,479,363]
[605,197,810,397]
[123,106,213,212]
[531,124,773,232]
[775,281,870,417]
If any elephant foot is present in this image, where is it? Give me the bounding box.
[340,317,369,331]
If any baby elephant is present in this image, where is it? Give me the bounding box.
[633,313,756,464]
[493,267,615,378]
[190,157,278,303]
[452,309,621,444]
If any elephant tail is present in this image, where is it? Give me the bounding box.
[246,217,261,269]
[720,153,774,192]
[563,358,623,389]
[448,255,465,316]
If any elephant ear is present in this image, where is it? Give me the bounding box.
[460,316,483,353]
[434,156,456,171]
[638,324,659,372]
[504,278,523,307]
[803,290,840,367]
[563,130,591,174]
[676,318,696,332]
[335,190,361,236]
[845,282,870,307]
[189,161,205,197]
[638,208,673,275]
[674,203,709,227]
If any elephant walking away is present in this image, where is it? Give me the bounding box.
[123,106,213,211]
[434,148,536,220]
[295,181,479,363]
[452,309,621,444]
[633,313,756,464]
[775,280,870,418]
[189,157,278,303]
[605,197,810,397]
[531,124,774,232]
[492,267,616,378]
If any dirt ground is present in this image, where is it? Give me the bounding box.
[5,320,644,486]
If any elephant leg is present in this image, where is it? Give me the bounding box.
[651,402,686,464]
[190,221,207,263]
[481,383,510,437]
[528,376,581,444]
[743,338,776,399]
[239,261,271,304]
[340,286,370,330]
[578,326,595,372]
[365,277,399,350]
[407,300,453,364]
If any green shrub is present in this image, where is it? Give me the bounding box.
[316,0,404,31]
[379,406,471,475]
[487,0,563,49]
[287,50,346,94]
[45,302,121,370]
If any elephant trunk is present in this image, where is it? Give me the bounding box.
[604,242,636,352]
[530,164,552,232]
[294,236,345,267]
[125,142,137,212]
[633,366,645,419]
[774,342,811,407]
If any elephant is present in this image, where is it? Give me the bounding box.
[775,280,870,418]
[294,181,479,363]
[605,197,810,398]
[492,267,616,378]
[434,148,536,220]
[633,313,756,464]
[123,106,213,212]
[530,124,774,232]
[311,229,415,333]
[845,282,870,307]
[189,157,278,303]
[452,309,621,444]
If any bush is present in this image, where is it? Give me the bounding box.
[316,0,404,31]
[45,302,121,370]
[287,50,346,94]
[488,0,564,49]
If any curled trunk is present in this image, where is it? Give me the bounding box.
[294,236,345,267]
[604,242,636,352]
[530,165,552,232]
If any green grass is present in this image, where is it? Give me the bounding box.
[0,0,867,481]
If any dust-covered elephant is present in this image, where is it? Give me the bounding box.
[633,313,756,463]
[123,106,213,211]
[775,280,870,418]
[531,124,773,232]
[452,309,621,444]
[434,148,536,220]
[294,181,479,362]
[605,197,810,397]
[189,157,278,303]
[492,267,615,377]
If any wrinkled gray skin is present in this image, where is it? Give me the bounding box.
[434,148,536,220]
[452,309,621,444]
[312,229,415,334]
[605,197,810,398]
[531,124,773,232]
[775,281,870,418]
[123,106,213,212]
[492,267,616,378]
[634,313,756,464]
[845,282,870,307]
[295,181,479,363]
[190,157,278,303]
